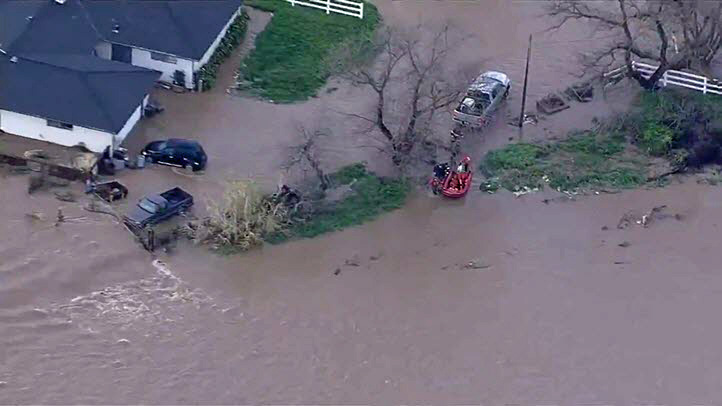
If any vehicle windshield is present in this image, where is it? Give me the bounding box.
[138,199,158,214]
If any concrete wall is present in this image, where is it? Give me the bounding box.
[198,6,241,67]
[131,47,194,89]
[0,110,114,153]
[95,42,111,59]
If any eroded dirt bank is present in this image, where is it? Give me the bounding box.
[2,0,722,403]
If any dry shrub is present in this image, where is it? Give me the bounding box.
[192,180,290,252]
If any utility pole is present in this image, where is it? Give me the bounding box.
[518,34,532,128]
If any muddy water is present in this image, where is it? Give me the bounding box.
[3,0,722,403]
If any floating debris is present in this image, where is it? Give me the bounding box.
[513,186,538,197]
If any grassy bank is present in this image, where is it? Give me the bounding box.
[239,0,380,102]
[481,132,649,193]
[269,164,409,242]
[481,89,722,194]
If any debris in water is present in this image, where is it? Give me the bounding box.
[617,211,636,229]
[0,381,7,388]
[116,338,131,346]
[25,211,45,221]
[614,261,629,265]
[54,208,65,226]
[618,241,631,248]
[536,93,570,115]
[513,186,538,197]
[601,226,609,230]
[462,259,491,270]
[344,255,360,267]
[54,190,76,202]
[334,268,341,275]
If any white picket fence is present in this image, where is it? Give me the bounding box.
[604,61,722,95]
[286,0,364,19]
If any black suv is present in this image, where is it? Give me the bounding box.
[141,139,207,171]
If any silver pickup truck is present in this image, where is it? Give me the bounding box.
[452,71,511,128]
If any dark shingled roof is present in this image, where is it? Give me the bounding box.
[85,0,242,60]
[0,0,46,51]
[0,0,241,134]
[0,54,161,133]
[0,0,242,60]
[0,0,100,55]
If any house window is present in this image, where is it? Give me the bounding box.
[47,120,73,130]
[150,52,177,64]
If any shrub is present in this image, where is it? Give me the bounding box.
[190,180,290,252]
[197,11,250,91]
[639,122,675,156]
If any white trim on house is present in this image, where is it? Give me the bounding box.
[0,96,148,154]
[198,6,241,66]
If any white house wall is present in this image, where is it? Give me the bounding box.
[114,99,145,147]
[95,42,111,59]
[198,6,241,67]
[131,47,194,88]
[0,110,113,153]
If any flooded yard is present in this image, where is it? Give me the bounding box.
[3,0,722,403]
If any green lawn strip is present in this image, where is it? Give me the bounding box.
[481,132,649,193]
[240,0,380,102]
[266,164,409,242]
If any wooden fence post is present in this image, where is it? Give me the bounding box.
[326,0,330,14]
[359,2,363,18]
[704,77,708,94]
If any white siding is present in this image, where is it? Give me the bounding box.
[0,110,114,153]
[95,42,111,60]
[131,47,194,89]
[114,99,145,147]
[198,6,241,67]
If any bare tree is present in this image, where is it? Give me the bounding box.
[547,0,722,89]
[338,25,471,167]
[283,126,331,190]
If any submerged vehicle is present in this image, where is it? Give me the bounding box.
[123,187,193,229]
[452,71,511,128]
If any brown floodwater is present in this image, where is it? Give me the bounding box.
[3,0,722,403]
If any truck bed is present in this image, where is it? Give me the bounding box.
[160,187,193,205]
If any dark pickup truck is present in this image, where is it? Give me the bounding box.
[123,187,193,229]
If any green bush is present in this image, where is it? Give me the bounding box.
[329,162,367,185]
[639,121,675,156]
[197,11,250,91]
[239,0,380,102]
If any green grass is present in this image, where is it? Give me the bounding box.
[267,164,409,242]
[239,0,380,102]
[481,132,648,193]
